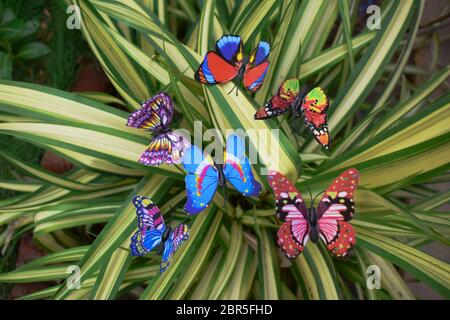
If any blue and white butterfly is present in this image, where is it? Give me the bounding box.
[182,134,262,215]
[130,196,190,273]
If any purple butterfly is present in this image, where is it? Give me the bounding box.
[127,92,190,166]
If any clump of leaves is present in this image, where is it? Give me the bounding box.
[0,0,448,301]
[0,6,50,80]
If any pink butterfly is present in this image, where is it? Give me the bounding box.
[268,168,359,259]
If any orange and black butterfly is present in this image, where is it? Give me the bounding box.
[195,35,270,94]
[254,78,331,150]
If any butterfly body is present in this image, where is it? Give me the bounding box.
[155,126,172,135]
[307,207,320,243]
[228,56,250,93]
[291,86,308,115]
[155,226,172,255]
[130,196,190,273]
[182,134,262,215]
[214,162,227,187]
[255,79,331,149]
[280,200,320,244]
[268,169,359,260]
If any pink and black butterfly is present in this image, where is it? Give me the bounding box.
[254,78,331,150]
[267,168,359,260]
[130,196,190,273]
[195,35,270,94]
[127,92,190,166]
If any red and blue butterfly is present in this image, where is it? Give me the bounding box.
[182,134,262,215]
[127,92,190,166]
[268,169,359,260]
[130,196,190,273]
[255,78,331,150]
[195,35,270,94]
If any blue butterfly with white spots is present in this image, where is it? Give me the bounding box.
[182,134,262,215]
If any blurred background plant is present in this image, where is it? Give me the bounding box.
[0,0,449,300]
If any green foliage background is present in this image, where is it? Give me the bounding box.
[0,0,449,299]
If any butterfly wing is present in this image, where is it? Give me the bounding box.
[127,92,174,132]
[317,168,359,220]
[317,168,359,258]
[267,170,308,221]
[160,223,190,273]
[182,144,219,215]
[268,170,309,260]
[195,35,243,84]
[254,78,300,119]
[223,134,262,197]
[249,41,271,67]
[195,52,240,84]
[139,131,190,166]
[243,41,270,92]
[300,87,331,149]
[215,35,244,64]
[129,196,165,256]
[321,220,356,259]
[301,87,329,125]
[130,228,164,256]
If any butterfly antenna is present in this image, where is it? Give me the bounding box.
[304,182,313,207]
[313,191,326,203]
[228,83,237,95]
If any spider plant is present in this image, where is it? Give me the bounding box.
[0,0,449,300]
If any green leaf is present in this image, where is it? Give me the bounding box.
[257,228,281,299]
[357,228,450,298]
[0,18,25,40]
[1,7,16,25]
[0,51,12,79]
[0,0,448,301]
[338,0,355,70]
[20,20,40,38]
[16,42,51,60]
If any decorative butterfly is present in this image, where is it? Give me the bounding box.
[182,134,262,215]
[195,35,270,94]
[127,92,190,166]
[130,195,190,273]
[267,168,359,260]
[254,78,331,150]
